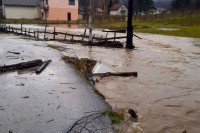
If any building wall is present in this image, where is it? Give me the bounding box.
[47,0,78,21]
[110,10,118,16]
[117,5,128,16]
[4,6,39,19]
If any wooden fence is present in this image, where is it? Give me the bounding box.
[0,23,127,48]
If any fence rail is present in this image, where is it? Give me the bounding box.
[0,23,127,48]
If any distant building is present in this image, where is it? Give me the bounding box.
[109,3,128,16]
[95,8,103,16]
[40,0,79,21]
[2,0,40,19]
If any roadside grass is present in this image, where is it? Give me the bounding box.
[105,110,124,124]
[0,19,87,25]
[94,17,200,38]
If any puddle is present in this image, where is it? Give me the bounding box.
[157,28,180,31]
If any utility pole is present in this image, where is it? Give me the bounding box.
[126,0,135,49]
[89,0,93,42]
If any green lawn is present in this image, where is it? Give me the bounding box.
[94,17,200,38]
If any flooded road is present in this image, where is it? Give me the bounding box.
[44,29,200,132]
[0,34,112,133]
[2,24,200,133]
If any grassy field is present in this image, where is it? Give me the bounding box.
[94,17,200,38]
[1,16,200,38]
[0,19,87,25]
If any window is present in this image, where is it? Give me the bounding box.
[69,0,75,5]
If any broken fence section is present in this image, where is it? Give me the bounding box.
[0,23,130,48]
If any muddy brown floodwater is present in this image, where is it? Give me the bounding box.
[4,25,200,133]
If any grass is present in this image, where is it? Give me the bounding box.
[1,15,199,38]
[105,110,124,124]
[94,17,200,38]
[0,19,87,25]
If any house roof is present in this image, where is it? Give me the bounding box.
[96,8,103,13]
[2,0,40,6]
[110,3,126,11]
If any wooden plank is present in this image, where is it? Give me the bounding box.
[0,60,43,73]
[36,60,51,74]
[102,29,126,33]
[53,27,56,40]
[44,26,47,39]
[82,29,86,42]
[103,36,127,41]
[93,72,138,77]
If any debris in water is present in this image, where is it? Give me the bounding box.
[93,72,138,77]
[47,119,54,123]
[0,59,42,73]
[60,83,73,85]
[83,41,124,48]
[36,60,51,74]
[92,61,115,74]
[182,130,187,133]
[21,96,29,99]
[8,57,19,60]
[62,56,138,83]
[8,51,20,55]
[128,109,138,122]
[15,83,25,86]
[61,91,70,94]
[62,56,96,76]
[69,87,76,89]
[57,105,61,109]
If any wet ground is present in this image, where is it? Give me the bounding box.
[2,24,200,133]
[0,34,112,133]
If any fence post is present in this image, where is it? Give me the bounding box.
[21,24,23,34]
[114,32,116,42]
[34,31,36,37]
[29,29,30,36]
[37,29,39,39]
[92,34,95,42]
[82,29,86,42]
[25,28,26,35]
[64,32,67,40]
[53,27,56,40]
[44,26,47,39]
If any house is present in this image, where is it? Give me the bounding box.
[2,0,40,19]
[41,0,79,21]
[95,8,103,16]
[109,3,128,16]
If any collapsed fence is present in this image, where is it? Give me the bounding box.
[0,23,129,48]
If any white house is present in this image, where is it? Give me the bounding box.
[109,3,128,16]
[2,0,40,19]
